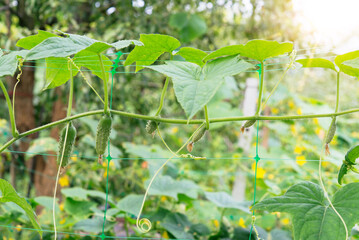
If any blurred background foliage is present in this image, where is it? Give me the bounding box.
[1,0,359,239]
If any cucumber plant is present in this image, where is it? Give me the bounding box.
[2,31,359,239]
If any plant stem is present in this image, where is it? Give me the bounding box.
[98,54,109,114]
[67,65,74,118]
[2,108,359,153]
[0,79,18,137]
[204,105,210,129]
[335,71,340,113]
[255,62,264,115]
[155,77,170,116]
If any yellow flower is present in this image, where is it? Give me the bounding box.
[0,119,7,128]
[351,132,359,138]
[321,161,329,167]
[59,175,70,187]
[232,153,241,160]
[102,161,107,167]
[171,127,179,134]
[288,100,295,109]
[313,118,319,125]
[103,170,108,178]
[238,218,246,228]
[331,137,338,146]
[296,155,307,166]
[59,203,64,211]
[160,196,167,202]
[268,174,275,180]
[297,108,302,115]
[234,131,241,137]
[290,125,297,135]
[15,225,21,232]
[294,146,303,155]
[70,155,77,162]
[251,163,266,178]
[271,107,279,114]
[213,219,219,228]
[162,231,170,239]
[281,218,290,225]
[60,218,66,224]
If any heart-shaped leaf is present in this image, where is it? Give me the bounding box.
[176,47,208,67]
[147,56,253,119]
[253,181,359,240]
[204,40,293,62]
[335,50,359,77]
[296,58,337,72]
[16,30,59,49]
[124,34,181,72]
[0,179,42,237]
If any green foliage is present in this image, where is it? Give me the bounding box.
[335,50,359,77]
[296,58,337,72]
[16,30,59,49]
[124,34,181,72]
[204,40,293,62]
[0,50,29,77]
[204,191,250,213]
[345,145,359,163]
[45,57,79,89]
[342,57,359,77]
[254,181,359,240]
[169,13,207,42]
[176,47,208,67]
[147,55,253,119]
[0,179,42,237]
[116,194,143,216]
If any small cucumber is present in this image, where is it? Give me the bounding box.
[325,117,336,155]
[146,120,159,135]
[338,162,349,185]
[96,114,112,156]
[187,127,207,152]
[241,119,256,133]
[57,123,77,167]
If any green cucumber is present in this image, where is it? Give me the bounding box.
[96,114,112,156]
[57,123,77,167]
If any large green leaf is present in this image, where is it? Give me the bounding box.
[204,191,250,213]
[116,194,143,216]
[335,50,359,77]
[26,33,142,60]
[73,217,110,233]
[74,50,112,81]
[0,179,42,236]
[16,30,59,49]
[145,175,199,200]
[124,34,181,72]
[161,212,194,240]
[341,57,359,78]
[170,13,207,43]
[253,181,359,240]
[147,56,253,119]
[176,47,208,67]
[64,198,95,217]
[44,57,79,89]
[296,58,337,72]
[204,40,293,62]
[61,187,113,204]
[0,50,29,77]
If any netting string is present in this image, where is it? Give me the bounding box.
[100,51,122,239]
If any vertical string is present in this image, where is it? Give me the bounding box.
[101,51,122,239]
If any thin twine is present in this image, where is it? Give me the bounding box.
[100,51,122,238]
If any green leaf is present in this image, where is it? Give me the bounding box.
[176,47,208,67]
[0,179,42,236]
[296,58,337,72]
[33,196,59,211]
[170,13,207,42]
[0,50,29,77]
[124,34,181,72]
[204,45,242,62]
[73,217,107,233]
[204,40,293,62]
[253,181,359,240]
[341,57,359,78]
[161,212,194,240]
[25,137,58,160]
[145,175,199,200]
[16,30,59,49]
[338,163,349,185]
[345,145,359,164]
[64,198,95,217]
[116,194,143,216]
[335,50,359,77]
[44,57,79,89]
[74,51,112,81]
[147,56,253,119]
[26,33,142,60]
[204,191,250,213]
[61,187,113,203]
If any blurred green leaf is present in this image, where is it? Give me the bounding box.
[26,137,58,160]
[342,57,359,78]
[204,191,250,213]
[0,179,42,237]
[296,58,337,72]
[116,194,143,216]
[170,13,207,42]
[335,50,359,77]
[161,212,194,239]
[0,50,29,77]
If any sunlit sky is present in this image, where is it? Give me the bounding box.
[293,0,359,53]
